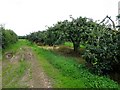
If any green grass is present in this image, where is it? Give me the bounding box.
[2,39,30,88]
[2,39,120,88]
[2,60,28,88]
[2,39,32,54]
[0,48,1,58]
[64,42,73,47]
[64,42,85,48]
[32,44,119,88]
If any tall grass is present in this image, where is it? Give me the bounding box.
[32,45,119,88]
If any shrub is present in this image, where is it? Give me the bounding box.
[1,26,18,49]
[83,24,120,75]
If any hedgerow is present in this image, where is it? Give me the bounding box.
[1,25,18,49]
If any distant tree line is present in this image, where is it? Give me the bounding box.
[27,28,65,46]
[0,25,18,49]
[18,35,27,39]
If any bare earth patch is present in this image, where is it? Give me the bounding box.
[18,47,52,88]
[3,46,52,88]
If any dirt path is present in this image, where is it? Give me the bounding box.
[12,46,52,88]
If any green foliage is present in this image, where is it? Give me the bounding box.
[45,28,65,46]
[27,15,120,77]
[83,24,120,75]
[55,16,97,52]
[3,39,30,54]
[18,35,26,39]
[0,29,2,49]
[1,26,18,49]
[27,29,64,46]
[27,16,97,52]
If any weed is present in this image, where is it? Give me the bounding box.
[32,45,119,88]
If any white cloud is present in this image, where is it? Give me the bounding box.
[0,0,119,35]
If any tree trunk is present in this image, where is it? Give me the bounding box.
[73,42,80,53]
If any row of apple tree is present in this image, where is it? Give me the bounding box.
[27,16,120,75]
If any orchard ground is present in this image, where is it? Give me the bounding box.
[2,39,120,88]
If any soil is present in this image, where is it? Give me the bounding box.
[4,46,52,88]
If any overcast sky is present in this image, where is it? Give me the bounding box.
[0,0,120,36]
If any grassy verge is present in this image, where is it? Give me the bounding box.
[32,44,119,88]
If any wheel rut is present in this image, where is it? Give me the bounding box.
[18,46,52,88]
